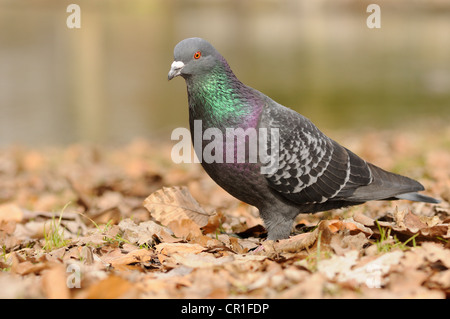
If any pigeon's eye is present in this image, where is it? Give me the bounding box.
[193,51,202,59]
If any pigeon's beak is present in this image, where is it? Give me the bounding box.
[168,61,185,80]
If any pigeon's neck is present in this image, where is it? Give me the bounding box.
[186,60,262,129]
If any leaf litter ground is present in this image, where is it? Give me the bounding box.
[0,125,449,299]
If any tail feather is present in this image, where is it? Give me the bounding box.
[344,163,440,204]
[346,163,425,202]
[395,192,440,204]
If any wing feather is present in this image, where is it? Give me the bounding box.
[259,103,372,204]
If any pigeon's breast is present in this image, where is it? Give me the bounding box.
[190,122,271,207]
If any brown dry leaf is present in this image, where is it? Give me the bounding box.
[318,250,404,288]
[168,252,234,269]
[387,268,443,298]
[156,242,206,268]
[353,212,376,227]
[385,210,450,240]
[22,150,46,171]
[155,242,205,256]
[317,250,359,281]
[329,218,373,236]
[118,218,178,246]
[269,220,330,253]
[420,242,450,268]
[108,249,154,271]
[277,272,327,298]
[421,224,450,239]
[0,203,23,223]
[84,275,136,299]
[395,210,428,232]
[10,252,48,276]
[13,221,47,239]
[229,236,247,254]
[144,186,211,228]
[0,272,42,298]
[202,211,226,235]
[167,218,203,239]
[429,270,450,290]
[11,261,46,276]
[0,220,21,251]
[272,231,318,253]
[271,218,372,253]
[187,234,218,247]
[330,232,369,256]
[177,267,231,298]
[41,264,71,299]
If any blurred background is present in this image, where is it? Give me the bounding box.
[0,0,449,147]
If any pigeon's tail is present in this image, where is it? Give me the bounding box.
[395,192,440,204]
[346,163,439,204]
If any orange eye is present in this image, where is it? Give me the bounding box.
[193,51,201,59]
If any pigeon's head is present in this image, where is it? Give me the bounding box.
[168,38,222,81]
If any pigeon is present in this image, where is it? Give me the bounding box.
[168,37,439,240]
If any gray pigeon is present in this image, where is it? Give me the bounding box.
[168,37,439,240]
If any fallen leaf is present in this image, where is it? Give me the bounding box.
[41,264,71,299]
[420,242,450,268]
[318,250,404,288]
[395,210,428,232]
[428,270,450,290]
[273,231,318,253]
[167,218,203,239]
[353,212,376,227]
[10,252,48,276]
[388,268,439,298]
[118,218,178,246]
[155,242,205,256]
[330,232,369,256]
[188,234,219,247]
[108,249,154,271]
[269,218,372,254]
[376,210,450,241]
[317,250,359,280]
[0,272,42,298]
[144,186,211,228]
[0,203,23,223]
[346,251,404,287]
[169,252,234,268]
[155,242,214,268]
[201,211,226,235]
[331,218,373,236]
[84,275,136,299]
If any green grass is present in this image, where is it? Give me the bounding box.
[103,233,130,248]
[1,245,11,272]
[42,203,71,252]
[375,221,419,253]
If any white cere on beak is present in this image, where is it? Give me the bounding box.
[168,61,185,80]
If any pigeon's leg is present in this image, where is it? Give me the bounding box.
[260,211,295,241]
[249,211,293,255]
[252,207,320,254]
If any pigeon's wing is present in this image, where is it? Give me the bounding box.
[258,102,374,205]
[259,102,430,205]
